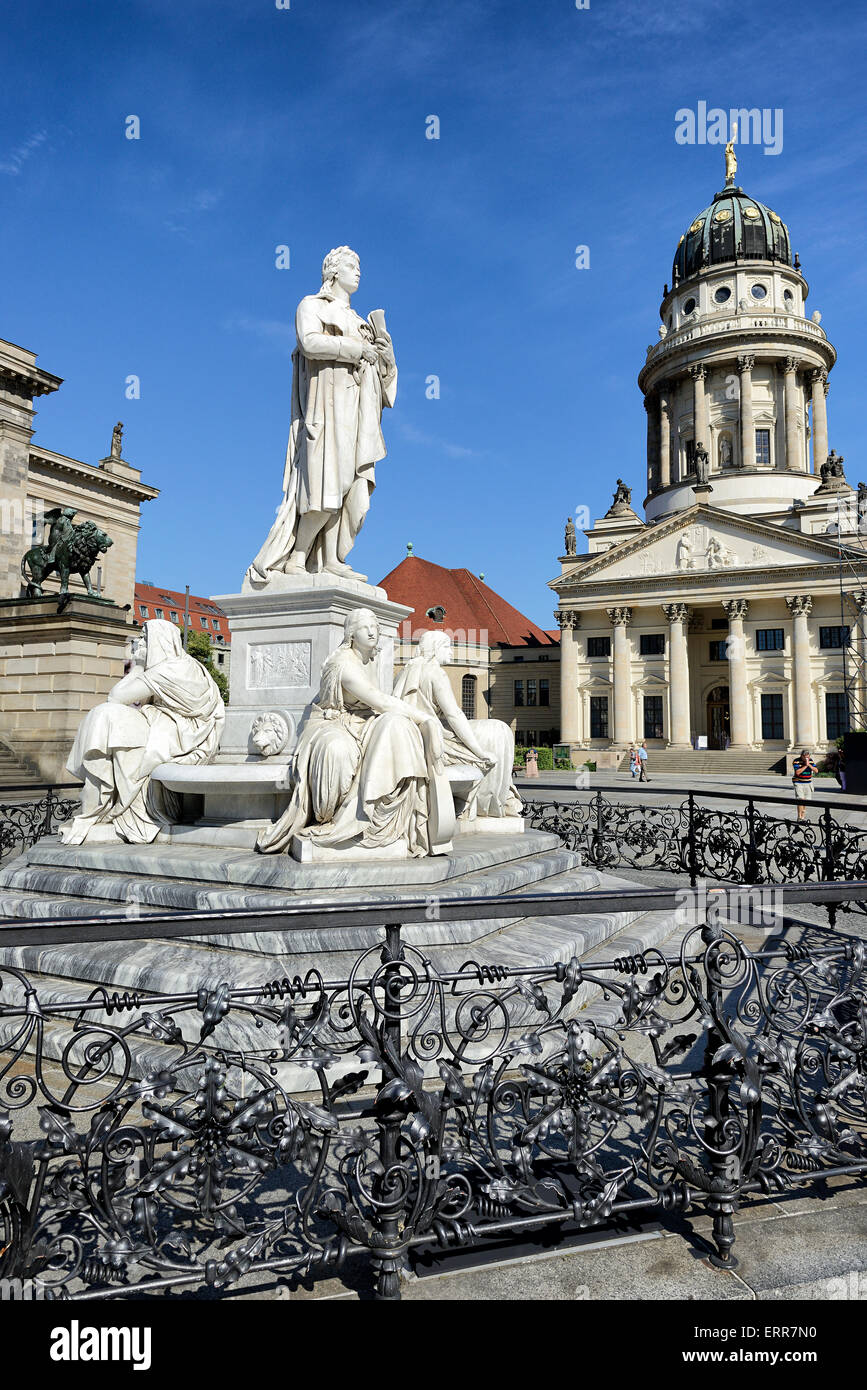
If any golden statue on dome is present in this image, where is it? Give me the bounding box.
[724,121,738,186]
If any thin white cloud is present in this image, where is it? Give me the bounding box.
[398,419,480,459]
[226,314,293,346]
[0,129,48,175]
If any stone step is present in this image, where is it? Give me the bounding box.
[0,865,687,1094]
[617,749,787,774]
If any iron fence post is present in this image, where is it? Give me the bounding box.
[822,805,838,929]
[687,792,698,887]
[745,797,759,884]
[41,786,55,843]
[592,788,604,868]
[371,921,408,1300]
[700,920,741,1270]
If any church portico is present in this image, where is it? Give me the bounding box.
[553,147,862,771]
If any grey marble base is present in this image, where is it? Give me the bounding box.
[0,829,686,1093]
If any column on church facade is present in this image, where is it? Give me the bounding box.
[658,383,672,489]
[645,397,657,492]
[738,354,755,469]
[689,365,708,459]
[786,594,815,746]
[662,602,691,747]
[722,598,751,747]
[784,357,804,471]
[852,591,867,729]
[555,609,581,744]
[810,368,829,474]
[607,606,632,746]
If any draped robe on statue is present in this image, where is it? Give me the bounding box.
[247,292,398,584]
[256,646,429,856]
[393,657,522,818]
[62,621,225,845]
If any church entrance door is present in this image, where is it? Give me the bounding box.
[707,686,731,749]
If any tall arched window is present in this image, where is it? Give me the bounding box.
[461,674,477,719]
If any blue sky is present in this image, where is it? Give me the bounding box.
[2,0,865,626]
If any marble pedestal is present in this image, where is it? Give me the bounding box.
[211,572,411,763]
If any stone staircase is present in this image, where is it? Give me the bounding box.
[616,748,787,776]
[0,742,39,788]
[0,830,689,1086]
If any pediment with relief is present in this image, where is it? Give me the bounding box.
[559,509,843,588]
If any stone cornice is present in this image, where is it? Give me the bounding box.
[551,562,852,605]
[550,503,857,593]
[29,449,160,503]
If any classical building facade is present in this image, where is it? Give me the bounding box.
[552,154,865,767]
[135,582,232,684]
[0,331,158,781]
[380,551,560,744]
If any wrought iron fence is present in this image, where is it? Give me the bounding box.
[0,885,865,1301]
[524,787,867,919]
[0,784,81,866]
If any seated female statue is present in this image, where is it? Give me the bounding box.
[394,630,523,820]
[257,608,442,856]
[60,619,225,845]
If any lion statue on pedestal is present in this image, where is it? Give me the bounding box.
[21,509,113,599]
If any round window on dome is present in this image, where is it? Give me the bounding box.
[742,207,761,220]
[714,286,731,304]
[784,289,794,303]
[750,284,768,300]
[683,297,696,315]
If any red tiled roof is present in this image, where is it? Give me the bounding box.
[379,556,558,648]
[134,582,231,641]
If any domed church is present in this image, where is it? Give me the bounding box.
[552,144,865,770]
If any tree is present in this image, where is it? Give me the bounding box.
[184,628,229,704]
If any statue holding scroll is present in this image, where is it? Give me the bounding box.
[246,246,397,586]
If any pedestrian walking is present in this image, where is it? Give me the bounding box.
[637,740,651,782]
[792,749,816,820]
[525,746,539,779]
[628,745,639,778]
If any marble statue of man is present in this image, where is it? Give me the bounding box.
[564,517,576,556]
[246,247,397,586]
[60,619,224,845]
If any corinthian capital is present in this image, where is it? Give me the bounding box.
[785,594,813,617]
[555,608,580,630]
[607,606,632,627]
[688,364,707,382]
[737,354,755,374]
[784,355,800,375]
[810,367,828,387]
[722,598,750,622]
[662,602,690,624]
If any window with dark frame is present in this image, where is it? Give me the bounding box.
[514,680,524,707]
[819,626,850,650]
[709,640,727,661]
[461,674,476,719]
[643,695,663,740]
[639,634,665,656]
[539,678,550,707]
[589,696,609,740]
[756,628,785,652]
[826,692,849,741]
[755,428,771,466]
[527,679,537,706]
[587,636,610,658]
[760,692,784,740]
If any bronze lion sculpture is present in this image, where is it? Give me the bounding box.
[22,520,113,598]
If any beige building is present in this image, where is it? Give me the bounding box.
[553,156,866,770]
[0,332,158,781]
[379,551,560,744]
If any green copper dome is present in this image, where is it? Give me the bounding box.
[673,187,792,284]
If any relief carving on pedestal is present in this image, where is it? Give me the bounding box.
[248,641,312,689]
